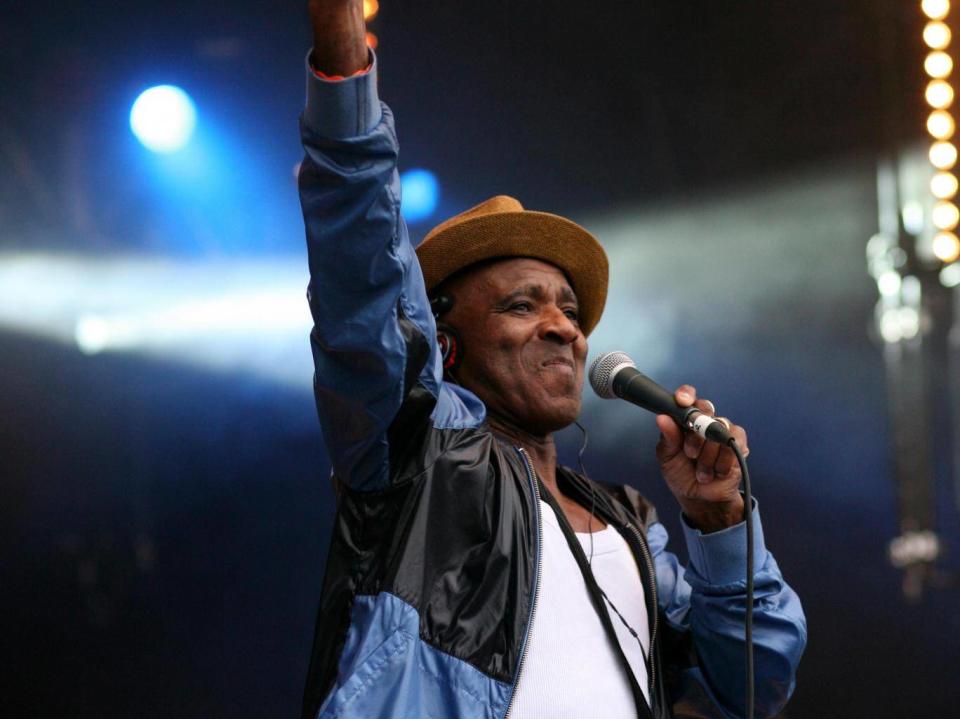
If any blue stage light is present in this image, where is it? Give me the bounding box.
[400,168,439,223]
[130,85,197,153]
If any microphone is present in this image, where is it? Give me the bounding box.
[588,351,732,444]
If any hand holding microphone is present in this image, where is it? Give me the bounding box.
[589,351,748,531]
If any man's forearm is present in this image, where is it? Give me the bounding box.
[652,511,806,717]
[309,0,368,76]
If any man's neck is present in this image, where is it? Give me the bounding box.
[487,413,606,533]
[486,414,559,491]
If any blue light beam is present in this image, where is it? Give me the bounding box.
[130,85,197,153]
[400,169,439,223]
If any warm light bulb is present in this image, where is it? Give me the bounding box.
[933,200,960,229]
[930,140,958,168]
[932,230,960,261]
[928,109,956,138]
[924,21,952,49]
[922,0,951,21]
[365,31,378,49]
[363,0,379,21]
[925,51,954,78]
[926,79,955,108]
[931,170,959,198]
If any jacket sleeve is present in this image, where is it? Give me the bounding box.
[298,52,450,492]
[650,500,807,718]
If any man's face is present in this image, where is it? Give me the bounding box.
[441,257,587,435]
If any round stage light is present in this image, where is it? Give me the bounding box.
[877,270,902,297]
[400,168,439,223]
[930,139,958,168]
[932,230,960,261]
[880,307,921,343]
[927,109,955,138]
[922,0,950,21]
[363,0,379,21]
[130,85,197,153]
[933,200,960,229]
[941,260,960,285]
[926,79,955,108]
[924,21,952,49]
[931,170,959,198]
[925,51,953,78]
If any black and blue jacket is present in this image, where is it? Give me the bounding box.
[298,54,806,719]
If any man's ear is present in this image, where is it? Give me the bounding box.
[436,322,463,376]
[430,291,462,378]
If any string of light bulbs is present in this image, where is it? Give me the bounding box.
[923,0,960,264]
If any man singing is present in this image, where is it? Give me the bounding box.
[298,2,806,717]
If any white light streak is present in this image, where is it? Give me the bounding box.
[0,253,314,389]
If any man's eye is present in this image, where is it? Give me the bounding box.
[564,309,579,322]
[510,302,533,312]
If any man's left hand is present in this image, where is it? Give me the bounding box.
[655,385,747,533]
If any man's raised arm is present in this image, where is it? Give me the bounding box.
[308,0,367,77]
[300,1,442,491]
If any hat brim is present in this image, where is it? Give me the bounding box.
[416,210,608,336]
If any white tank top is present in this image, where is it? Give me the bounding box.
[509,500,650,718]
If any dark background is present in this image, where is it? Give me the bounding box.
[2,1,958,717]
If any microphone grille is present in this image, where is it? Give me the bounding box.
[589,351,636,399]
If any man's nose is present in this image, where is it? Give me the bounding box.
[540,305,580,344]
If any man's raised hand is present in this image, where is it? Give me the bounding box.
[308,0,368,77]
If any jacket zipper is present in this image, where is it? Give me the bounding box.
[502,447,543,719]
[625,520,659,700]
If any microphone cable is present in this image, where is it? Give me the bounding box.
[574,420,598,565]
[727,438,754,719]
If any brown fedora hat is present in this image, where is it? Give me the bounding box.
[416,195,609,336]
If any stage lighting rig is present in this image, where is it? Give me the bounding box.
[922,1,960,270]
[867,0,960,600]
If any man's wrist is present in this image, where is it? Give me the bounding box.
[303,50,381,139]
[681,496,767,586]
[679,494,745,533]
[311,56,372,81]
